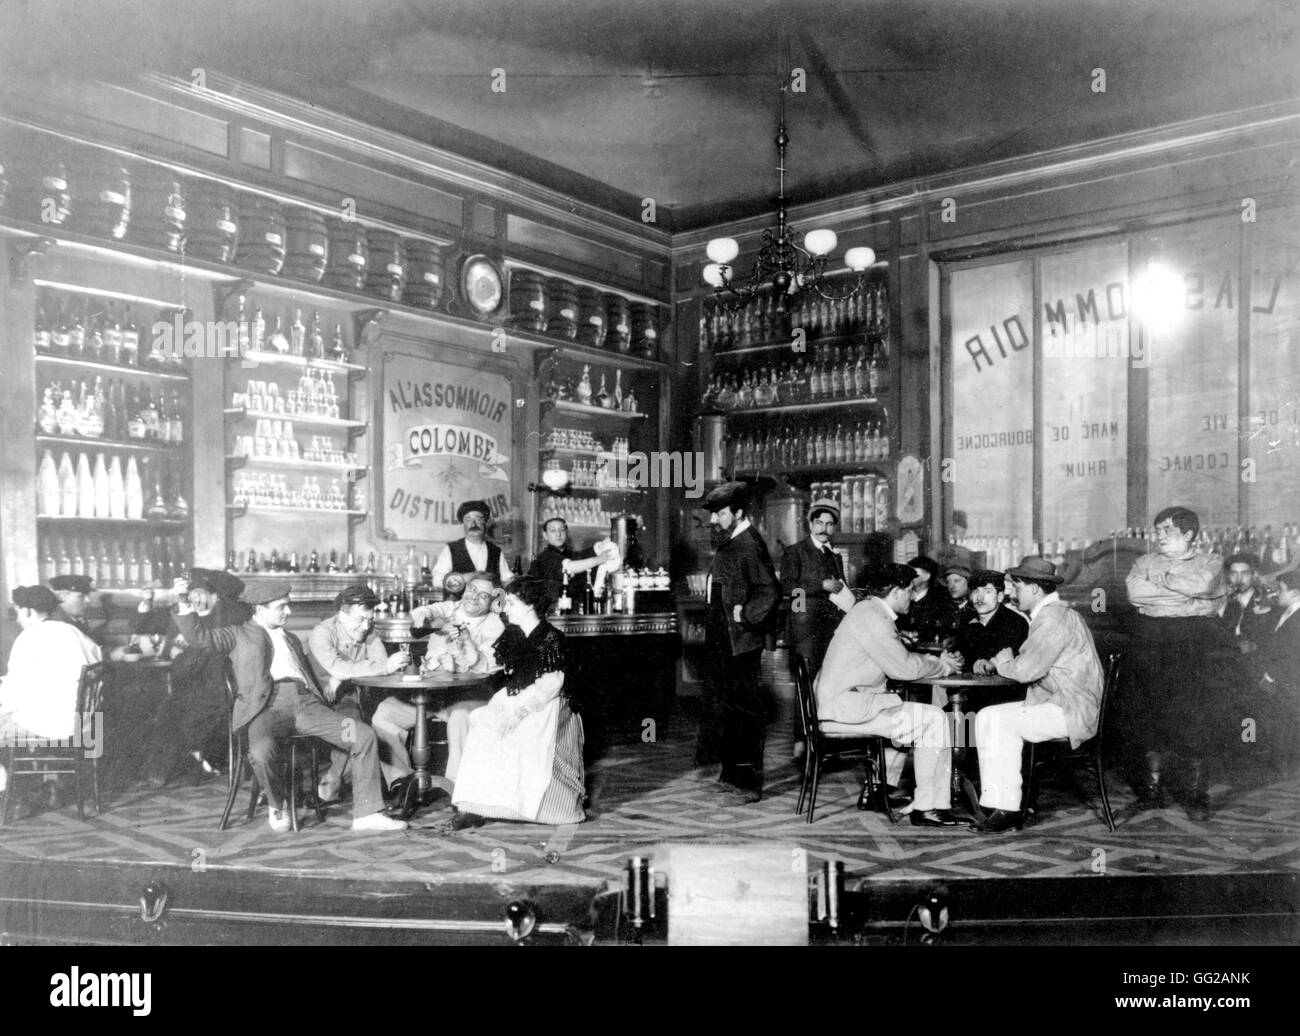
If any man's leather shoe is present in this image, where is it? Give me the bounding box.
[719,787,762,806]
[887,787,912,807]
[909,809,969,827]
[384,775,412,804]
[974,808,1022,833]
[450,810,486,830]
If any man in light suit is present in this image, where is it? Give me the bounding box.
[815,562,968,827]
[973,557,1104,833]
[173,579,406,834]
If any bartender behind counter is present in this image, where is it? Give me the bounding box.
[431,499,514,587]
[529,517,620,609]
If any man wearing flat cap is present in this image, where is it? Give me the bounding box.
[1,587,101,802]
[431,499,514,589]
[700,480,780,805]
[48,574,108,647]
[780,498,857,762]
[972,557,1104,833]
[174,580,405,833]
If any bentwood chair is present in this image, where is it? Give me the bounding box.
[1017,652,1120,832]
[1,661,106,826]
[218,664,327,832]
[794,655,897,825]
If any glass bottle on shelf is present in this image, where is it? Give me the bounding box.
[49,297,70,356]
[76,453,95,519]
[38,449,59,515]
[290,309,307,356]
[112,303,134,368]
[38,387,58,435]
[250,306,266,354]
[34,289,52,353]
[67,297,86,359]
[268,314,289,354]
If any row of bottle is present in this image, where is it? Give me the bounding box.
[38,377,186,444]
[731,421,890,471]
[544,365,640,413]
[225,546,526,581]
[231,432,358,467]
[542,457,637,491]
[553,566,671,616]
[703,342,888,410]
[37,449,188,521]
[809,477,891,535]
[1119,524,1298,570]
[231,472,362,511]
[700,280,889,352]
[540,498,637,529]
[228,296,351,363]
[33,289,183,371]
[39,536,189,587]
[542,428,617,453]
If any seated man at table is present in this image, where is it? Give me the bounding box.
[955,569,1029,673]
[815,562,968,827]
[972,557,1104,833]
[307,584,411,800]
[370,572,505,790]
[896,556,956,643]
[174,580,405,833]
[49,574,109,648]
[0,586,101,810]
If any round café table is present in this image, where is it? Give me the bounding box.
[349,670,494,819]
[904,673,1022,808]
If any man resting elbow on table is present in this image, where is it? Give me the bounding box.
[814,562,970,828]
[972,557,1104,833]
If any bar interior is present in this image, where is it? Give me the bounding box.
[0,0,1297,948]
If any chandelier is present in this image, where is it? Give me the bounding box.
[702,75,877,311]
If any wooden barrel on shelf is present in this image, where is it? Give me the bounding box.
[128,164,186,253]
[77,153,131,241]
[576,286,606,348]
[546,278,579,340]
[365,228,407,302]
[403,238,443,308]
[507,269,548,332]
[603,292,632,353]
[235,193,286,275]
[22,155,73,228]
[323,217,368,291]
[630,302,659,359]
[186,180,240,263]
[282,205,329,282]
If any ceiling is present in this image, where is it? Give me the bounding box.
[3,0,1298,231]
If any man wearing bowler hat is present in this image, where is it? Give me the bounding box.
[780,498,856,762]
[431,499,514,588]
[972,557,1104,833]
[173,579,406,833]
[700,480,780,805]
[48,574,108,647]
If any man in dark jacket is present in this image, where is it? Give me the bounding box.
[48,574,108,647]
[1219,553,1274,652]
[701,481,780,804]
[780,499,855,761]
[955,569,1030,672]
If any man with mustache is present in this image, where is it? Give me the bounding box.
[430,499,515,588]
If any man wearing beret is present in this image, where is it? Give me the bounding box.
[954,569,1029,674]
[973,557,1104,832]
[1,587,101,805]
[700,481,780,805]
[48,574,108,647]
[815,563,969,826]
[780,499,856,762]
[173,580,405,833]
[431,500,514,589]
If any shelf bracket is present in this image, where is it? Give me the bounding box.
[353,308,387,349]
[9,237,54,285]
[212,278,257,318]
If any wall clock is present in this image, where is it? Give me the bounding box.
[896,454,925,525]
[459,254,504,319]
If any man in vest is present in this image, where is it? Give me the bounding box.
[431,499,514,588]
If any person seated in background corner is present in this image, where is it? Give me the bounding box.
[972,557,1104,833]
[0,586,101,813]
[955,569,1029,673]
[174,580,406,834]
[780,498,857,763]
[371,573,506,796]
[451,576,585,829]
[1257,570,1300,764]
[943,564,975,627]
[1219,552,1274,654]
[814,562,969,827]
[307,584,411,801]
[48,574,109,647]
[896,556,956,645]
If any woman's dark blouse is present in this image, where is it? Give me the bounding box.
[494,619,571,701]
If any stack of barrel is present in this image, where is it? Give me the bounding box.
[403,239,443,308]
[235,193,286,275]
[129,165,187,254]
[630,302,659,359]
[546,278,579,341]
[365,229,407,302]
[576,286,606,348]
[507,269,549,333]
[604,292,632,353]
[324,217,368,292]
[71,151,131,242]
[16,155,72,229]
[282,206,329,283]
[186,180,240,263]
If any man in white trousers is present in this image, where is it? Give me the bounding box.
[973,557,1104,833]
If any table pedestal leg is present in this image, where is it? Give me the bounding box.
[949,691,968,808]
[401,691,453,820]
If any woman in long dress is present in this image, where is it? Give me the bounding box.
[451,575,585,828]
